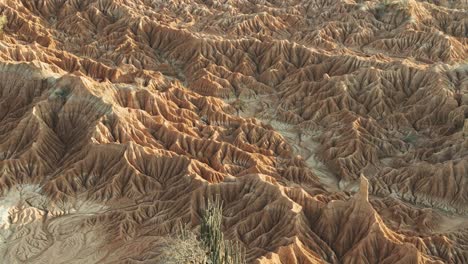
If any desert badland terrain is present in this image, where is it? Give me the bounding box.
[0,0,467,263]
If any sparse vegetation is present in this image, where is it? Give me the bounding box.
[201,197,224,263]
[156,222,207,264]
[0,15,6,34]
[375,1,390,20]
[231,98,246,116]
[50,87,72,100]
[402,132,417,144]
[201,196,246,264]
[159,197,246,264]
[380,0,409,7]
[382,0,392,6]
[375,0,410,19]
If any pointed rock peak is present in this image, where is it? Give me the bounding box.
[358,174,369,201]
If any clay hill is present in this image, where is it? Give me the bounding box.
[0,0,467,263]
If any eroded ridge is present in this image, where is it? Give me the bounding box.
[0,0,467,263]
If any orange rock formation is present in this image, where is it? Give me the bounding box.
[0,0,467,263]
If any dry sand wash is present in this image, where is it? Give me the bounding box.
[0,0,467,263]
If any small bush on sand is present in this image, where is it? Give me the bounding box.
[155,222,207,264]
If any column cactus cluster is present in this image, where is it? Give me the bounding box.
[201,196,246,264]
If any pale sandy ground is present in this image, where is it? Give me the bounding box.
[0,185,110,264]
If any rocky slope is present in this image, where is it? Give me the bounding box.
[0,0,467,263]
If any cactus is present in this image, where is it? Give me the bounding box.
[201,196,224,263]
[201,196,246,264]
[224,240,246,264]
[160,197,246,264]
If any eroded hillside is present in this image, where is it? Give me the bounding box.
[0,0,467,263]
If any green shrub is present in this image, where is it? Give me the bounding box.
[402,133,417,143]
